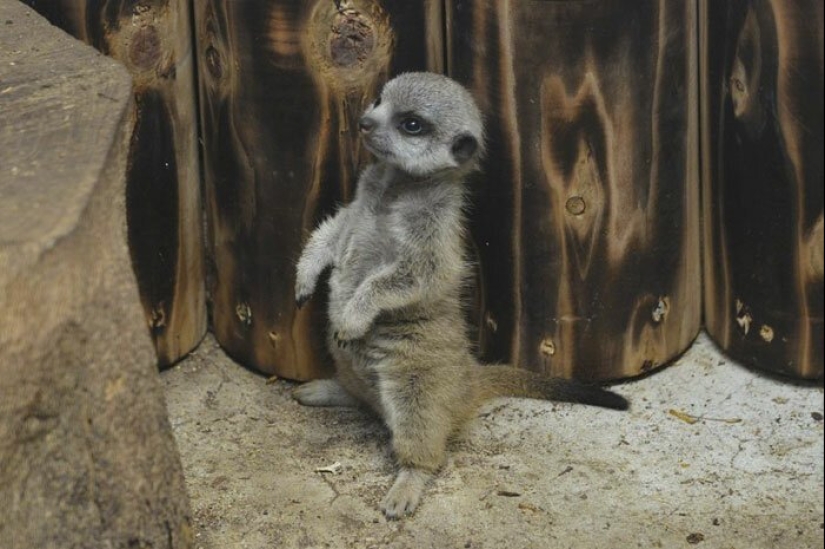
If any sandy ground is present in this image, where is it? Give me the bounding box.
[162,332,823,549]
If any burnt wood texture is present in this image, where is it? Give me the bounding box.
[195,0,444,379]
[446,0,702,380]
[24,0,207,367]
[22,0,817,382]
[701,0,824,379]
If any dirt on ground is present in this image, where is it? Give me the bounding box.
[162,333,824,549]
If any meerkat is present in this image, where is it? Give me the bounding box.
[293,72,628,519]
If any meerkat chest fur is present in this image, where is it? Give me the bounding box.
[327,163,469,331]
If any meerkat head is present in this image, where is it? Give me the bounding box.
[358,72,485,178]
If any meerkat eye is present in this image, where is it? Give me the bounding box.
[399,117,424,135]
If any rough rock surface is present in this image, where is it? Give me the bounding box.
[0,2,192,547]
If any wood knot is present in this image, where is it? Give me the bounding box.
[235,303,253,326]
[303,1,392,91]
[129,26,162,71]
[150,303,167,333]
[730,76,745,94]
[651,297,670,323]
[539,338,556,357]
[329,10,375,67]
[205,45,223,79]
[484,312,498,333]
[565,196,586,216]
[734,299,752,335]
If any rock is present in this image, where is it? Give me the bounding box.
[0,2,193,547]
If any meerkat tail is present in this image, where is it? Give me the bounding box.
[475,365,629,411]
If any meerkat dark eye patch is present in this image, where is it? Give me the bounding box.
[451,133,479,163]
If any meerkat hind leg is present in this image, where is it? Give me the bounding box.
[379,388,452,518]
[381,467,431,519]
[293,379,359,407]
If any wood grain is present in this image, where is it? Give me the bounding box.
[23,0,207,367]
[701,0,823,379]
[448,0,702,380]
[196,0,443,379]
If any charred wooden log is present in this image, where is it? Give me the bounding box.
[701,0,823,379]
[447,0,702,380]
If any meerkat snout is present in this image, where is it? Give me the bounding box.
[358,115,375,134]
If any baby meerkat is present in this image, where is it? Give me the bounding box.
[293,72,628,519]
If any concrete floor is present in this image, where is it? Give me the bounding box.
[162,332,823,549]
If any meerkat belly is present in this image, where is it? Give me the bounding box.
[330,304,471,419]
[343,302,468,369]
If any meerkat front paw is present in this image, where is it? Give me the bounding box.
[294,258,323,308]
[294,277,314,309]
[333,313,373,344]
[334,298,375,343]
[295,293,311,309]
[333,326,367,348]
[333,331,353,348]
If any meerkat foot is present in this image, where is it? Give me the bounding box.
[380,468,430,519]
[293,379,358,407]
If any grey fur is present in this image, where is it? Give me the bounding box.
[293,72,627,519]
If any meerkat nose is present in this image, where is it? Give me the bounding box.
[359,116,376,134]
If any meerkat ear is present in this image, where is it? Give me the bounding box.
[451,133,479,164]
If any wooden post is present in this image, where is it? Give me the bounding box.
[195,0,444,379]
[447,0,702,380]
[23,0,208,367]
[701,0,823,379]
[0,2,192,546]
